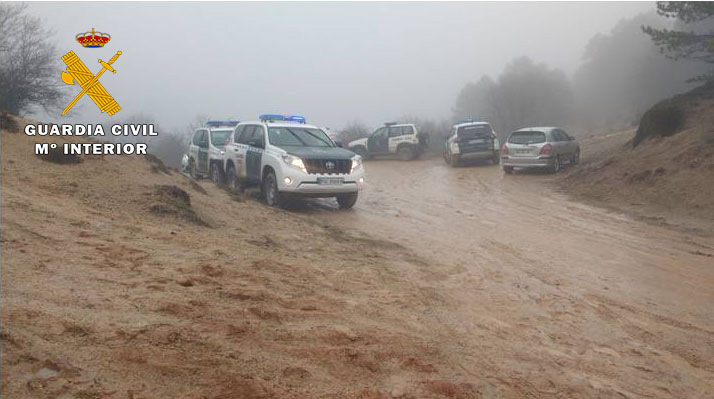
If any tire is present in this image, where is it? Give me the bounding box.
[503,166,514,174]
[336,192,358,209]
[443,151,451,165]
[262,170,281,207]
[189,158,199,180]
[225,164,240,192]
[397,145,414,161]
[550,156,561,174]
[492,151,500,165]
[450,154,461,167]
[571,149,580,165]
[210,162,224,184]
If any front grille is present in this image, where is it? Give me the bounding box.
[303,159,351,175]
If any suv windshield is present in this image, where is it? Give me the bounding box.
[268,127,334,147]
[210,130,232,147]
[457,124,492,139]
[508,131,546,145]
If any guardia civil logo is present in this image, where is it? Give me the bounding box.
[60,28,123,116]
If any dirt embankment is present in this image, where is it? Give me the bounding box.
[560,83,714,235]
[0,117,474,399]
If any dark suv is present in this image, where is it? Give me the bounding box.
[443,121,500,167]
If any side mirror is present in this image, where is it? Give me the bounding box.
[334,141,343,148]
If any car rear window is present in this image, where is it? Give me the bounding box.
[508,131,546,144]
[457,124,492,140]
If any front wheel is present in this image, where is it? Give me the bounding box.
[225,164,241,192]
[492,151,500,165]
[503,166,514,174]
[210,162,224,184]
[262,171,282,207]
[336,192,358,209]
[189,158,199,180]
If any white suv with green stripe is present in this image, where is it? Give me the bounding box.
[222,114,365,209]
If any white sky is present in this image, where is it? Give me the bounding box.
[29,1,655,131]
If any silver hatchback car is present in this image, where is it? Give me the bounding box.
[500,127,580,174]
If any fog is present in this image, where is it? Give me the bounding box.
[29,1,653,131]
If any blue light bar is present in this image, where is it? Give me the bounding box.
[286,115,306,124]
[206,120,240,127]
[259,114,285,122]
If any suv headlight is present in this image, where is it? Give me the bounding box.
[282,154,306,173]
[351,155,363,173]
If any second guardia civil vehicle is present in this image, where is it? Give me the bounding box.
[348,122,427,161]
[187,120,239,182]
[223,114,365,209]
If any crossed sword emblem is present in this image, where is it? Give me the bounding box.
[60,51,122,116]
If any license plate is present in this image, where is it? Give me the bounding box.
[317,178,344,185]
[517,149,531,154]
[469,139,486,144]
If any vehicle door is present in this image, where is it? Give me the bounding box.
[189,130,201,166]
[367,127,389,154]
[195,129,210,173]
[227,125,248,177]
[387,126,406,152]
[245,125,264,184]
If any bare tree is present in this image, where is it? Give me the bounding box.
[0,3,66,114]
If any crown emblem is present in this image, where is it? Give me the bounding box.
[75,28,110,48]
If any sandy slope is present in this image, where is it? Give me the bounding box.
[561,88,714,236]
[2,118,714,399]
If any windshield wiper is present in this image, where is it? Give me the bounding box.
[303,130,332,147]
[283,128,308,146]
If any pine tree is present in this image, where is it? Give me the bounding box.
[642,2,714,81]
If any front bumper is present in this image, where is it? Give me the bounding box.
[278,167,365,196]
[501,156,554,168]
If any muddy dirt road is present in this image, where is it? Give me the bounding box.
[304,158,714,398]
[3,124,713,398]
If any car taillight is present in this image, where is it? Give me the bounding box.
[500,144,509,155]
[540,143,552,155]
